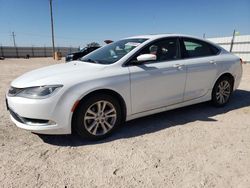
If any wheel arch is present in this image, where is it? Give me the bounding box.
[213,72,235,92]
[71,89,127,130]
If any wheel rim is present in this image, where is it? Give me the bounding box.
[216,80,231,104]
[83,100,117,136]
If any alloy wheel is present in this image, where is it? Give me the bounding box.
[215,80,231,104]
[83,100,117,136]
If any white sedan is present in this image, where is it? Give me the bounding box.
[6,34,242,140]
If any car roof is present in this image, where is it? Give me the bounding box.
[125,33,203,40]
[124,33,224,50]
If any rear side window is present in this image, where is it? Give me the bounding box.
[182,38,219,58]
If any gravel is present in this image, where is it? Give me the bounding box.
[0,58,250,187]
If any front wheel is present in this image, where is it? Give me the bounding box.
[211,76,233,107]
[72,94,122,140]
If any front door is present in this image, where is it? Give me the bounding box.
[128,37,187,114]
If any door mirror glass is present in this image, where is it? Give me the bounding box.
[136,54,157,62]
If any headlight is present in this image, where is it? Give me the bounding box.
[9,85,63,99]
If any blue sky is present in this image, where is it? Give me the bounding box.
[0,0,250,47]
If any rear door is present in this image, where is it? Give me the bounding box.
[180,37,220,101]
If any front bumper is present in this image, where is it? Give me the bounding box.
[6,94,72,135]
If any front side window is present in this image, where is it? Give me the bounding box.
[130,38,179,64]
[80,38,148,64]
[183,38,219,58]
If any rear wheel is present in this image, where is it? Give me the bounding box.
[212,76,233,107]
[73,94,122,140]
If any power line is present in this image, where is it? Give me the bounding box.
[1,31,85,40]
[16,32,85,40]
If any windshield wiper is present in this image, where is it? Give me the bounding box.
[81,58,99,64]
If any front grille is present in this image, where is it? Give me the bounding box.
[8,87,23,96]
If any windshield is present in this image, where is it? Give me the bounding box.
[80,38,148,64]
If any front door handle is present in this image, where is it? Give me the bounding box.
[209,60,216,64]
[173,64,184,70]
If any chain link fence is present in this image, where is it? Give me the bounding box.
[0,46,79,58]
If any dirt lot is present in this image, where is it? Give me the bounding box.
[0,58,250,188]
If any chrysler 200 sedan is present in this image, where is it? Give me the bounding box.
[6,34,242,140]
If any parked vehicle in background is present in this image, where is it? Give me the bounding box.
[65,46,100,62]
[104,40,113,44]
[6,34,242,140]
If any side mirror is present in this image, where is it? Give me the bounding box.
[136,54,156,62]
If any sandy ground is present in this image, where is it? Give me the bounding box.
[0,58,250,188]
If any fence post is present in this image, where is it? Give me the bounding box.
[44,46,47,57]
[15,46,19,58]
[0,45,4,57]
[31,46,34,57]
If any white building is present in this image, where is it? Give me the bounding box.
[208,35,250,63]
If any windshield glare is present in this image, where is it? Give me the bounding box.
[80,38,147,64]
[80,47,87,52]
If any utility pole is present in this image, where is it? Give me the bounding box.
[11,32,18,58]
[203,33,206,39]
[49,0,55,59]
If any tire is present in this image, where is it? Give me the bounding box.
[72,94,122,140]
[211,76,233,107]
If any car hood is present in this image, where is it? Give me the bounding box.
[11,61,106,88]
